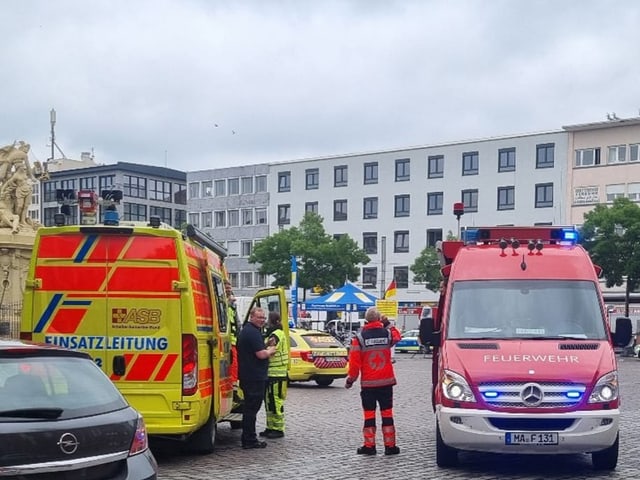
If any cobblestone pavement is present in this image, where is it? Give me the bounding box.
[153,354,640,479]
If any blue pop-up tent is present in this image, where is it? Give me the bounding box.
[303,281,378,312]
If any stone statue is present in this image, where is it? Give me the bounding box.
[0,141,45,234]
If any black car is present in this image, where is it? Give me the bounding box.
[0,339,157,479]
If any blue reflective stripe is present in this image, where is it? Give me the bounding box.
[34,293,63,333]
[74,235,98,263]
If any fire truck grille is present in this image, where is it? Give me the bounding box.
[478,381,586,408]
[488,417,576,431]
[558,343,600,350]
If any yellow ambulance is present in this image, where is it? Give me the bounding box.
[20,218,287,453]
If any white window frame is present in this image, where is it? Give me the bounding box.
[201,211,212,228]
[228,209,239,227]
[242,208,253,225]
[214,179,226,196]
[255,208,267,225]
[606,184,625,202]
[214,210,226,227]
[607,145,626,164]
[627,183,640,201]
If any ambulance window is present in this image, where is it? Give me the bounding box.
[212,275,228,333]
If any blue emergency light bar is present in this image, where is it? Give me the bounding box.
[461,226,579,245]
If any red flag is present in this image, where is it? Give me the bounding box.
[384,280,397,299]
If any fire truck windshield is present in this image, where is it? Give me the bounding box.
[446,280,608,340]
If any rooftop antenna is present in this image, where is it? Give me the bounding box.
[49,108,67,161]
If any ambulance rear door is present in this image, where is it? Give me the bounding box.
[103,230,183,429]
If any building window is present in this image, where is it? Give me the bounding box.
[364,162,378,185]
[228,178,240,195]
[188,182,199,199]
[228,272,239,287]
[201,181,213,197]
[149,179,172,202]
[394,231,409,253]
[256,208,267,225]
[305,168,319,190]
[305,202,318,214]
[214,211,226,227]
[188,212,199,227]
[241,272,253,288]
[395,158,410,182]
[536,143,555,168]
[428,155,444,179]
[394,194,410,217]
[575,148,601,167]
[535,183,553,208]
[214,179,226,196]
[99,175,115,192]
[242,208,253,225]
[241,240,253,257]
[362,267,377,289]
[228,209,239,226]
[241,177,253,194]
[123,202,147,221]
[627,183,640,201]
[278,204,290,225]
[462,189,479,213]
[174,184,187,205]
[462,151,479,175]
[497,186,515,210]
[44,206,58,227]
[630,144,639,163]
[334,165,348,187]
[427,192,443,215]
[43,181,58,202]
[255,175,267,192]
[498,148,516,172]
[278,172,291,192]
[201,211,212,228]
[174,209,186,228]
[363,197,378,219]
[334,199,348,221]
[123,175,146,199]
[227,241,239,256]
[255,272,267,288]
[363,232,377,254]
[79,176,96,190]
[394,266,409,289]
[608,145,627,164]
[606,184,625,202]
[426,228,442,248]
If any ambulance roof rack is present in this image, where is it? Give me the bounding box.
[462,226,579,245]
[185,224,227,259]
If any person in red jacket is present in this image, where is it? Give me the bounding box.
[345,307,401,455]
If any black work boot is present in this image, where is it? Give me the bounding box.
[357,445,377,455]
[385,446,400,455]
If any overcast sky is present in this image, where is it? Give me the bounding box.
[2,0,639,172]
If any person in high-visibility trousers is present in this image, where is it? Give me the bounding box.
[345,307,401,455]
[260,311,290,438]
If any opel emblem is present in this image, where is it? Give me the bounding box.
[520,383,544,406]
[57,432,80,455]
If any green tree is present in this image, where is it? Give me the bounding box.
[581,197,640,316]
[249,212,370,295]
[410,247,441,292]
[410,231,457,292]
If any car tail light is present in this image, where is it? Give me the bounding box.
[129,414,149,455]
[300,351,314,362]
[182,334,198,396]
[20,332,32,341]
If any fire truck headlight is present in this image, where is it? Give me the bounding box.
[589,371,618,403]
[442,369,476,402]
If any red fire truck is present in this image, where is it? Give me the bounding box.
[425,226,632,470]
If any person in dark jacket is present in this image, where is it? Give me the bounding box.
[237,307,276,449]
[345,307,401,455]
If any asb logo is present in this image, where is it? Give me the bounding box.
[112,308,162,326]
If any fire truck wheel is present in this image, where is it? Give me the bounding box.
[187,416,217,454]
[591,434,618,470]
[435,422,458,468]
